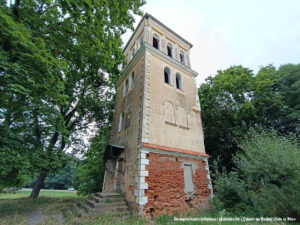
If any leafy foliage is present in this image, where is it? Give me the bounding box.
[0,0,145,197]
[199,66,256,171]
[199,64,299,172]
[278,64,300,134]
[73,126,110,196]
[212,128,300,220]
[26,159,78,190]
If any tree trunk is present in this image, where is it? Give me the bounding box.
[29,173,47,198]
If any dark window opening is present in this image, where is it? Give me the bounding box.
[153,37,159,49]
[167,45,172,57]
[164,70,169,84]
[180,52,185,65]
[139,37,143,47]
[124,111,131,129]
[176,74,182,90]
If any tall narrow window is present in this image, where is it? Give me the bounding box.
[139,36,143,48]
[123,79,129,97]
[184,164,194,195]
[129,72,134,90]
[164,67,171,85]
[176,73,183,90]
[153,34,159,50]
[180,51,185,65]
[167,43,173,58]
[118,112,124,132]
[131,47,135,59]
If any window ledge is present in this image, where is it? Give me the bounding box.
[179,125,189,130]
[164,82,174,87]
[165,121,177,127]
[176,88,185,94]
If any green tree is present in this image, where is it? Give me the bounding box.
[73,126,110,196]
[213,128,300,220]
[0,3,66,190]
[278,64,300,134]
[26,159,78,190]
[198,64,294,172]
[198,66,256,171]
[0,0,144,198]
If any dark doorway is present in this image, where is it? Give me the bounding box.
[115,158,124,193]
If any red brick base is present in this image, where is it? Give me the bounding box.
[143,152,211,217]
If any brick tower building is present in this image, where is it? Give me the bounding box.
[102,13,213,217]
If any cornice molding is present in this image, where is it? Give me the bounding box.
[117,43,198,87]
[123,13,193,54]
[139,142,209,160]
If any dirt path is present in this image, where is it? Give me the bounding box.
[28,210,63,225]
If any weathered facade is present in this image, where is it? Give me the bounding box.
[102,13,213,217]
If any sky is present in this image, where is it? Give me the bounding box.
[122,0,300,86]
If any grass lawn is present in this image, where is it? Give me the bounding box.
[0,191,298,225]
[0,190,78,199]
[0,190,83,225]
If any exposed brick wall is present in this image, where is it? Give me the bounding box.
[144,152,211,217]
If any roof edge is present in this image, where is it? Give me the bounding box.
[123,13,193,53]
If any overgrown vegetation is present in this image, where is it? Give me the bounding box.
[199,64,300,173]
[212,128,300,221]
[73,126,111,195]
[25,159,78,190]
[0,0,145,197]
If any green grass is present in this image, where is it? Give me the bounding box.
[0,190,78,199]
[0,190,83,225]
[63,210,297,225]
[0,191,298,225]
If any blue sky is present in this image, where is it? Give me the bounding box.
[122,0,300,85]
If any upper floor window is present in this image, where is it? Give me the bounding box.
[176,73,183,90]
[123,79,129,97]
[180,51,185,65]
[129,72,134,90]
[167,43,173,58]
[131,47,135,59]
[139,36,144,48]
[118,112,124,132]
[164,67,171,85]
[153,34,160,50]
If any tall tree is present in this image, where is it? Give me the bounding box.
[278,64,300,134]
[199,64,300,173]
[198,66,255,171]
[0,0,145,197]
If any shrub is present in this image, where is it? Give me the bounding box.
[212,128,300,220]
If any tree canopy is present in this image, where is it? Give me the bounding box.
[199,64,300,172]
[0,0,145,197]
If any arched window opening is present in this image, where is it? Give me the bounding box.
[167,43,173,58]
[180,51,185,65]
[129,72,134,90]
[176,73,183,90]
[153,34,159,50]
[118,112,124,132]
[164,67,171,85]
